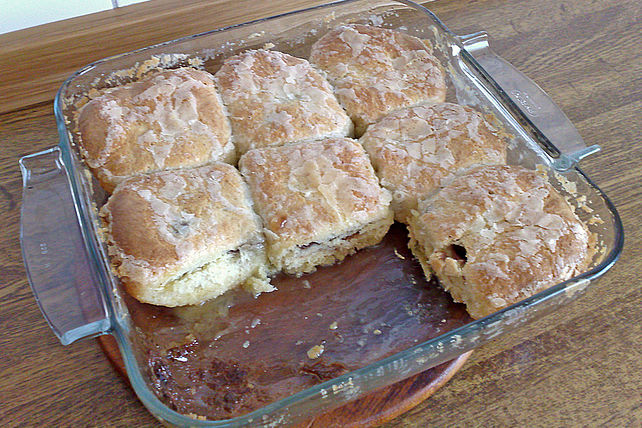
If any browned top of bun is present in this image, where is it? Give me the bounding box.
[215,49,352,155]
[239,138,392,254]
[360,103,506,222]
[78,68,233,192]
[409,165,590,318]
[310,24,446,135]
[101,163,264,303]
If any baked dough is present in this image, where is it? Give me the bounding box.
[360,103,507,223]
[309,24,446,136]
[407,165,590,319]
[214,49,352,155]
[239,138,393,275]
[100,163,272,307]
[77,67,234,192]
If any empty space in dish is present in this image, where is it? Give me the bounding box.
[128,223,472,419]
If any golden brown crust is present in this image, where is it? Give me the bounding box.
[408,165,591,319]
[310,24,446,136]
[239,138,393,274]
[77,68,234,192]
[214,49,352,155]
[100,163,270,306]
[360,103,507,223]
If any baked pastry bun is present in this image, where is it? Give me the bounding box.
[214,49,352,155]
[360,103,507,223]
[310,24,446,136]
[239,137,393,275]
[408,165,591,319]
[100,163,272,307]
[77,67,234,192]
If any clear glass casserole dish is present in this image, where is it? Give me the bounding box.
[19,0,623,426]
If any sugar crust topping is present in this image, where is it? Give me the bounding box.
[239,138,392,247]
[310,24,446,131]
[412,165,590,311]
[78,68,233,190]
[360,102,506,220]
[214,49,352,154]
[78,23,591,316]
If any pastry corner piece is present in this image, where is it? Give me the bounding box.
[100,163,272,307]
[214,49,353,155]
[360,102,507,223]
[407,165,591,319]
[77,67,234,193]
[310,24,446,136]
[239,137,393,275]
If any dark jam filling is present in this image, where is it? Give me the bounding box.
[449,244,467,263]
[296,230,361,251]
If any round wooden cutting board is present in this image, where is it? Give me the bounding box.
[98,335,471,427]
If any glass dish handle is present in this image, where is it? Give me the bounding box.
[19,147,111,345]
[458,31,600,169]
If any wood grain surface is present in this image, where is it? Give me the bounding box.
[1,0,640,427]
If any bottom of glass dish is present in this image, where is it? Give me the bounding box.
[98,336,472,426]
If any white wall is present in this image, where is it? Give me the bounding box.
[0,0,150,35]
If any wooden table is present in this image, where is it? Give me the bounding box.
[1,0,640,426]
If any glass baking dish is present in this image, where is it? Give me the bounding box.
[19,0,623,426]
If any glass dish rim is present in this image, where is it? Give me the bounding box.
[50,0,625,425]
